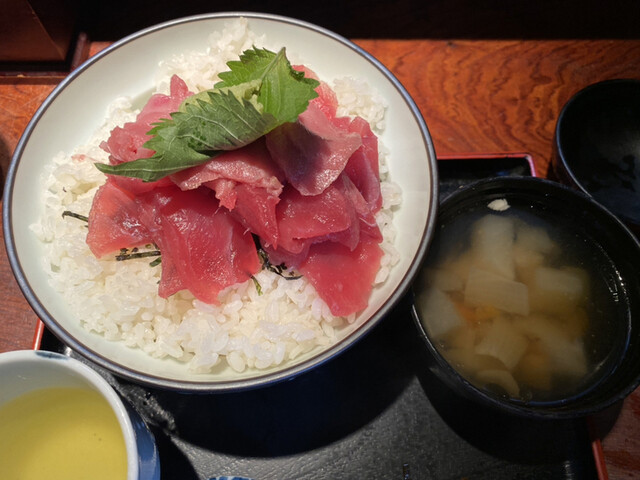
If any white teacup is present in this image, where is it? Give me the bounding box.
[0,349,160,480]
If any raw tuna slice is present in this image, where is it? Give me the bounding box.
[101,75,192,165]
[170,137,284,232]
[154,246,185,300]
[135,75,192,126]
[230,183,280,248]
[129,189,187,299]
[171,139,283,246]
[343,116,382,213]
[101,122,156,168]
[299,237,384,316]
[275,181,355,254]
[170,138,284,201]
[137,186,261,305]
[86,179,153,258]
[203,178,237,210]
[336,173,382,244]
[294,64,338,119]
[261,243,309,273]
[100,75,193,194]
[273,172,382,256]
[265,101,362,196]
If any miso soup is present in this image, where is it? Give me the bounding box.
[415,199,627,404]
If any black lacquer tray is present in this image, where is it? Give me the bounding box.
[35,154,602,480]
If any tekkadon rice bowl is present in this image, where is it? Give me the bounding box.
[32,18,402,374]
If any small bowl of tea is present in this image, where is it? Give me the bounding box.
[0,350,160,480]
[412,176,640,419]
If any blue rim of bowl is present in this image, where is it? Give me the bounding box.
[2,12,439,392]
[412,176,640,419]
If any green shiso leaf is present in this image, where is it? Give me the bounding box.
[95,47,319,183]
[216,47,320,124]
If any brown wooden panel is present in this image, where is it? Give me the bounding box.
[0,0,78,62]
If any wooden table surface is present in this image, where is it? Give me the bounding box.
[1,37,639,479]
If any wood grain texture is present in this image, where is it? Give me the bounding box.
[0,83,56,186]
[0,82,56,351]
[354,39,640,178]
[1,38,639,478]
[0,225,39,351]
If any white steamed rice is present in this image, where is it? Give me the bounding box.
[31,18,402,374]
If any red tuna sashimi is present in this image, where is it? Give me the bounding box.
[296,61,381,213]
[336,173,382,243]
[170,138,284,209]
[343,116,382,213]
[275,174,381,256]
[86,179,153,258]
[100,75,192,194]
[275,180,356,254]
[101,121,155,169]
[319,173,383,248]
[229,183,280,248]
[135,75,192,126]
[203,178,237,210]
[138,186,261,304]
[265,101,362,196]
[102,75,192,165]
[171,138,283,247]
[125,188,186,299]
[261,243,309,274]
[294,65,338,119]
[299,237,384,316]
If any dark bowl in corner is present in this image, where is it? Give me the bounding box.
[552,78,640,235]
[411,176,640,420]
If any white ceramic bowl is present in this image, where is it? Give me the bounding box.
[0,350,160,479]
[3,12,437,391]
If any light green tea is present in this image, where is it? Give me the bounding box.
[0,387,127,480]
